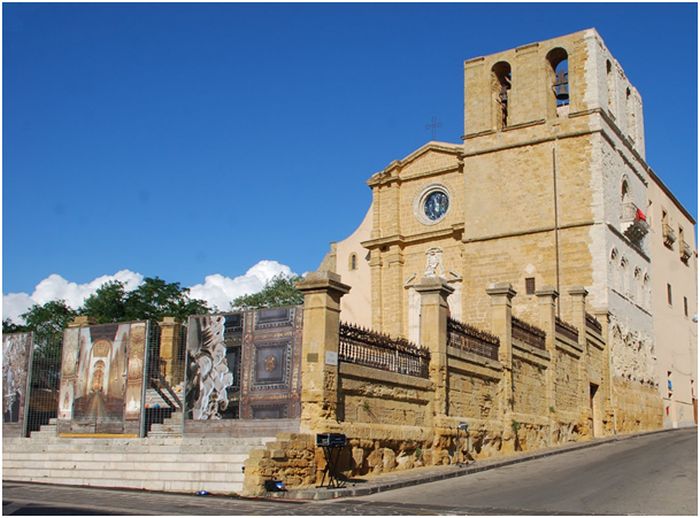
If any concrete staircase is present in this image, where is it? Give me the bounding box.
[3,419,274,494]
[148,410,183,437]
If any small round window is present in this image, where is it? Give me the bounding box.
[424,191,449,221]
[414,184,451,225]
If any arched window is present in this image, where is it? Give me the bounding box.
[621,177,630,203]
[491,61,511,130]
[633,267,642,302]
[643,273,650,308]
[620,256,629,296]
[348,253,357,271]
[610,248,619,289]
[606,60,615,114]
[547,48,569,117]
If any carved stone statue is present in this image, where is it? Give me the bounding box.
[425,247,445,278]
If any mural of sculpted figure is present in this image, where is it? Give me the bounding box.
[193,316,234,419]
[3,335,30,423]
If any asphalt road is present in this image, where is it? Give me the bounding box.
[3,428,696,515]
[361,427,697,515]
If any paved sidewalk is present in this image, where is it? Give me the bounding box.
[267,427,683,501]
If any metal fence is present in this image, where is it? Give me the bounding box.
[447,317,500,360]
[585,312,603,335]
[338,322,430,378]
[25,334,63,436]
[511,316,546,350]
[143,321,181,435]
[555,317,579,343]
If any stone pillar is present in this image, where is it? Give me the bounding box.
[569,287,589,410]
[159,317,184,386]
[593,307,616,435]
[384,245,404,337]
[415,277,454,419]
[68,315,94,328]
[486,283,517,421]
[536,286,558,445]
[296,271,351,434]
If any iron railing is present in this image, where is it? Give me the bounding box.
[338,322,430,379]
[585,312,602,335]
[447,317,499,360]
[555,317,579,343]
[511,316,546,350]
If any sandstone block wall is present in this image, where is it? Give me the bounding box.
[554,347,580,411]
[512,348,548,417]
[612,377,663,433]
[337,363,432,427]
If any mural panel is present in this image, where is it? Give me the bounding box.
[3,333,33,429]
[185,306,303,421]
[185,314,242,420]
[57,322,150,434]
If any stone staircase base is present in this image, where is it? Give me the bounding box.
[3,420,274,495]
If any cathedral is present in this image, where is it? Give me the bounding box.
[321,28,697,429]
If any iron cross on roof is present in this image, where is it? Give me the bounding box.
[425,116,442,140]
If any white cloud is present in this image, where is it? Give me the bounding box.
[3,293,36,325]
[3,260,296,324]
[188,260,295,311]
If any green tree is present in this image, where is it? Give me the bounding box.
[21,300,78,345]
[16,300,78,362]
[231,274,304,310]
[123,277,209,322]
[81,280,128,323]
[2,319,29,334]
[78,277,209,324]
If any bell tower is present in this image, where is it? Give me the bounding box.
[459,29,652,338]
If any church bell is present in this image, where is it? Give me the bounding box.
[553,71,569,101]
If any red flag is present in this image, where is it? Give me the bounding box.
[636,208,647,222]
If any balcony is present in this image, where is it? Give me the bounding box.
[621,202,649,244]
[662,223,676,248]
[680,240,692,263]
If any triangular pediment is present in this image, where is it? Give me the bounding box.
[368,141,462,186]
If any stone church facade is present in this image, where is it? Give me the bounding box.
[323,28,697,430]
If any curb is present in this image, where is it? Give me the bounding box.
[263,427,691,501]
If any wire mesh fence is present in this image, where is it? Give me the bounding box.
[25,333,63,436]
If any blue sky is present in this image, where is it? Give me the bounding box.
[3,3,697,319]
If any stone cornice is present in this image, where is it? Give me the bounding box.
[362,224,464,250]
[463,220,594,244]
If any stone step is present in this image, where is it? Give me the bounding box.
[4,451,254,463]
[1,475,241,494]
[2,458,246,473]
[3,466,244,483]
[4,436,273,447]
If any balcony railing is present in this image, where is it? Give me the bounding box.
[662,223,676,248]
[621,202,649,243]
[680,240,692,263]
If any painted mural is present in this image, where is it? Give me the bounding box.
[3,333,33,425]
[185,314,239,420]
[57,322,149,433]
[185,306,303,421]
